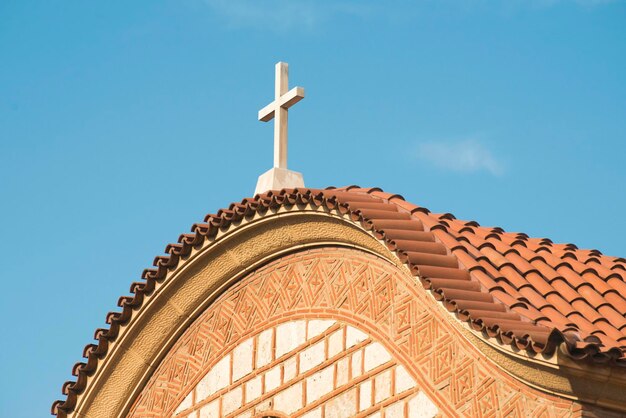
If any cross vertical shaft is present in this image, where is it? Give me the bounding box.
[258,61,305,170]
[274,62,289,169]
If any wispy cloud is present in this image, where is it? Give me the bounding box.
[202,0,626,32]
[454,0,620,7]
[416,138,504,176]
[203,0,620,31]
[204,0,372,32]
[531,0,619,6]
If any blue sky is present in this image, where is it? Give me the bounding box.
[1,1,625,416]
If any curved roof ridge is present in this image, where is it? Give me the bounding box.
[51,186,626,417]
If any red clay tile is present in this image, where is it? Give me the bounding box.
[604,292,626,314]
[468,269,500,292]
[417,265,471,281]
[529,259,561,282]
[379,229,431,242]
[393,240,447,255]
[451,249,482,271]
[607,276,626,295]
[565,312,598,334]
[476,259,503,280]
[580,272,613,295]
[370,219,424,231]
[523,271,555,296]
[479,246,511,268]
[556,265,587,288]
[405,252,459,268]
[544,294,576,316]
[570,300,603,323]
[427,278,480,291]
[577,285,610,309]
[597,305,626,331]
[501,265,531,289]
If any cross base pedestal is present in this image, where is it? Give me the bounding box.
[254,167,305,195]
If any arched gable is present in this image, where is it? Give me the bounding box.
[130,247,580,417]
[52,187,626,417]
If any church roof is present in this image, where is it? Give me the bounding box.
[52,186,626,416]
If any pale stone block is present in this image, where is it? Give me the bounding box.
[395,365,416,394]
[408,391,438,418]
[276,320,306,358]
[257,328,274,368]
[325,388,357,418]
[351,350,363,378]
[336,357,349,387]
[255,398,272,413]
[306,365,334,404]
[327,329,344,358]
[255,167,304,195]
[265,365,281,392]
[346,326,368,348]
[359,380,372,411]
[273,381,303,414]
[307,319,335,338]
[174,392,192,414]
[195,378,210,403]
[300,340,325,373]
[364,342,392,372]
[301,407,322,418]
[199,400,219,418]
[233,337,254,382]
[196,354,231,401]
[222,386,243,415]
[385,400,405,418]
[374,369,392,404]
[283,356,297,382]
[245,375,262,402]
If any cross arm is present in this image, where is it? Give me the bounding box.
[280,86,305,109]
[257,86,306,122]
[258,102,275,122]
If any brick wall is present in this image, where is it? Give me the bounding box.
[172,319,438,417]
[129,247,588,417]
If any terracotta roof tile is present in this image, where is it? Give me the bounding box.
[566,312,599,333]
[524,271,554,295]
[604,292,626,314]
[52,186,626,416]
[467,269,500,292]
[476,259,503,281]
[392,240,447,255]
[379,229,431,242]
[451,248,482,270]
[530,259,562,282]
[550,278,582,303]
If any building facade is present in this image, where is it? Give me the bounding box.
[53,187,626,417]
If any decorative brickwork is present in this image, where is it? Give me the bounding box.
[129,247,585,417]
[170,319,437,418]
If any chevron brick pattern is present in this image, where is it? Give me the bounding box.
[129,248,583,417]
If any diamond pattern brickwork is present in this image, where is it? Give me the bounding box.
[129,247,585,417]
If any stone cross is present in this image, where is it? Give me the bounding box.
[255,62,306,194]
[258,62,305,169]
